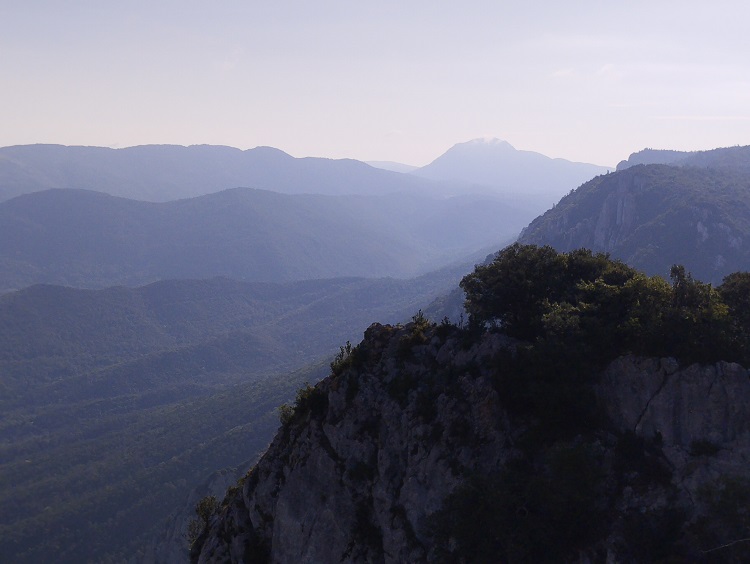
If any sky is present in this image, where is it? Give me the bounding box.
[2,1,750,167]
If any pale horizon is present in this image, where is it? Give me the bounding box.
[3,1,749,168]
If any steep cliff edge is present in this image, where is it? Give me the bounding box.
[192,321,517,562]
[191,319,750,562]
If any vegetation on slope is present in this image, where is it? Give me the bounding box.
[519,164,750,284]
[0,143,437,202]
[461,243,745,366]
[442,244,750,560]
[617,144,750,173]
[196,244,750,562]
[1,363,321,563]
[453,244,750,448]
[0,187,523,291]
[0,271,462,563]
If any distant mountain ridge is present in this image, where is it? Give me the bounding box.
[0,143,438,202]
[616,144,750,173]
[412,138,611,208]
[0,187,525,292]
[0,141,612,260]
[365,161,418,173]
[0,140,611,212]
[615,148,690,170]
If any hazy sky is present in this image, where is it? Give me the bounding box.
[2,1,749,167]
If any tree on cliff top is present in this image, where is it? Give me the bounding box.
[460,243,744,366]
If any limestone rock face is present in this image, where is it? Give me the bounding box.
[599,355,750,494]
[600,356,750,448]
[520,170,644,255]
[592,176,638,251]
[192,324,750,563]
[193,322,516,563]
[518,164,750,284]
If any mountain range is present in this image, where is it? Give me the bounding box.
[617,145,750,173]
[2,138,610,292]
[520,146,750,283]
[6,139,750,562]
[413,138,611,208]
[0,139,608,208]
[0,144,437,202]
[0,186,525,292]
[0,140,609,206]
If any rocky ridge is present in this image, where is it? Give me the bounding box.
[193,321,517,562]
[519,164,750,283]
[192,319,750,562]
[617,145,750,173]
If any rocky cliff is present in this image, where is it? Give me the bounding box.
[519,164,750,283]
[191,319,750,563]
[137,465,250,564]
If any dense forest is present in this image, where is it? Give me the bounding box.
[0,271,467,562]
[0,187,522,291]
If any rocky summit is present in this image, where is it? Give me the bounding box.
[191,318,750,563]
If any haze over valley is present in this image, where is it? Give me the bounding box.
[5,138,750,562]
[3,136,613,561]
[4,2,750,562]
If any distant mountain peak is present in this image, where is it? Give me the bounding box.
[465,136,514,147]
[245,145,293,158]
[412,138,610,205]
[450,137,516,153]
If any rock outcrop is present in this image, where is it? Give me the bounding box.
[519,164,750,283]
[137,465,250,564]
[192,322,750,562]
[600,355,750,513]
[193,322,518,562]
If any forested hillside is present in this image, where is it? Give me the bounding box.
[0,144,437,202]
[0,187,522,291]
[617,144,750,173]
[0,268,467,563]
[519,163,750,283]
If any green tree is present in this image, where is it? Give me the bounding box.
[460,244,638,343]
[719,272,750,327]
[460,244,571,339]
[187,495,219,547]
[664,265,731,363]
[461,244,741,365]
[718,272,750,363]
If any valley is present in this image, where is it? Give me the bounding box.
[4,141,750,562]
